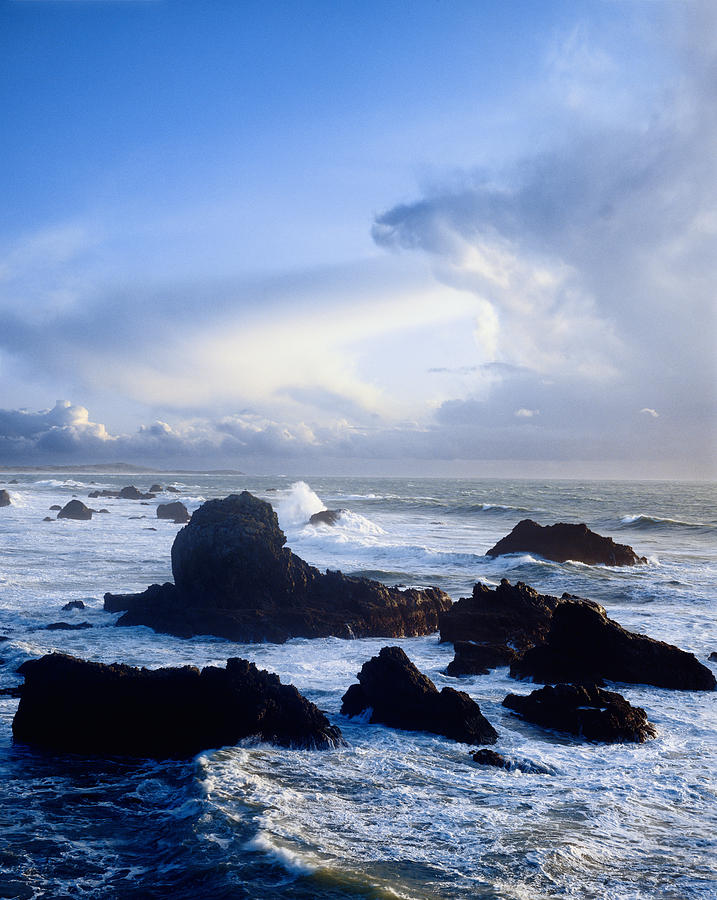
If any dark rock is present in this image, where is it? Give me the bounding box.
[49,505,62,511]
[341,646,497,745]
[57,500,92,521]
[145,527,157,531]
[167,486,181,493]
[309,509,344,526]
[709,652,717,662]
[149,484,163,493]
[9,479,18,484]
[45,622,93,631]
[105,492,451,642]
[43,517,53,522]
[486,519,646,566]
[12,653,343,758]
[88,486,156,501]
[157,501,190,524]
[61,600,86,612]
[98,509,110,514]
[0,686,23,698]
[128,515,146,520]
[511,600,716,691]
[0,489,11,507]
[446,642,517,676]
[471,748,553,774]
[503,682,657,743]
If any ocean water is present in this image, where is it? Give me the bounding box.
[0,474,715,899]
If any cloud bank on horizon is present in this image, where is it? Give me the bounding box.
[0,1,714,477]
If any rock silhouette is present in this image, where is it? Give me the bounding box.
[57,500,92,521]
[487,519,646,565]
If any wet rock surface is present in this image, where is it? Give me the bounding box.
[471,748,554,774]
[105,492,451,642]
[511,599,716,691]
[341,646,498,745]
[487,519,646,565]
[13,653,343,758]
[503,682,657,743]
[309,509,344,526]
[157,501,190,524]
[0,489,12,507]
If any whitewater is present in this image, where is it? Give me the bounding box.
[0,475,715,899]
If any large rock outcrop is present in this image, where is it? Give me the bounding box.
[105,492,451,642]
[503,683,656,743]
[341,646,497,745]
[441,579,582,676]
[511,600,716,691]
[486,519,646,566]
[12,653,342,758]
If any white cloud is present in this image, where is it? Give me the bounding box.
[515,408,539,418]
[640,408,659,418]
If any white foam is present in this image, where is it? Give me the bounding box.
[274,481,326,528]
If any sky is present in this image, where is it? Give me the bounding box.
[0,0,715,478]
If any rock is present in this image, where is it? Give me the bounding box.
[446,642,517,676]
[341,646,497,745]
[98,509,110,514]
[167,485,181,493]
[128,515,146,520]
[511,600,716,691]
[45,622,93,631]
[61,600,86,611]
[309,509,344,526]
[88,486,156,501]
[441,579,572,675]
[12,653,343,758]
[486,519,646,566]
[149,484,163,493]
[0,489,11,507]
[57,500,92,521]
[144,527,157,531]
[471,748,553,774]
[503,682,657,743]
[105,492,451,642]
[157,501,190,524]
[9,479,18,484]
[709,651,717,662]
[49,505,62,511]
[43,517,53,522]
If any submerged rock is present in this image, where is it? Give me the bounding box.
[503,683,657,743]
[446,642,517,676]
[471,748,553,774]
[105,492,451,642]
[486,519,646,566]
[61,600,86,611]
[157,501,190,524]
[13,653,342,758]
[0,489,11,507]
[511,600,716,691]
[57,500,92,521]
[341,646,497,745]
[45,622,92,631]
[309,509,344,526]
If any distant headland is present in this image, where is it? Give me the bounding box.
[0,463,244,475]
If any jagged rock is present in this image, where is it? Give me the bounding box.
[149,484,163,493]
[49,505,62,511]
[446,642,517,676]
[45,622,92,631]
[157,501,190,524]
[62,600,86,611]
[12,653,342,758]
[511,600,716,691]
[487,519,646,566]
[309,509,344,526]
[105,492,451,642]
[471,748,553,774]
[0,490,11,507]
[57,500,92,521]
[503,683,657,743]
[341,646,497,745]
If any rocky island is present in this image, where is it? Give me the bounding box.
[105,491,451,642]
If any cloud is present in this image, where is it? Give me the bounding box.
[640,408,659,419]
[515,408,539,418]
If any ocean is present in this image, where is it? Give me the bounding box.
[0,475,715,899]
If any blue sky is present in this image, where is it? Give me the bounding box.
[0,0,714,476]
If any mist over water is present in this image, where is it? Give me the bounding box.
[0,475,715,898]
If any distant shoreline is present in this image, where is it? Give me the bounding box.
[0,464,244,475]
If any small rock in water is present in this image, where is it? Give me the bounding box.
[309,508,344,526]
[709,652,717,662]
[43,517,53,522]
[149,484,163,493]
[49,505,62,511]
[0,489,11,507]
[57,500,92,521]
[341,645,498,745]
[471,748,553,775]
[486,519,646,566]
[45,622,93,631]
[156,501,190,524]
[61,600,86,612]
